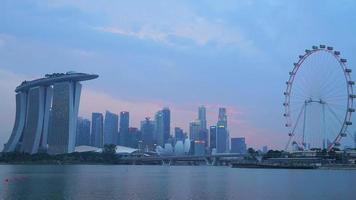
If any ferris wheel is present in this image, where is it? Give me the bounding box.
[284,45,354,151]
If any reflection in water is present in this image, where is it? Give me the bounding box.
[0,165,355,200]
[2,165,75,199]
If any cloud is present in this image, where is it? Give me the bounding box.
[0,34,16,48]
[70,49,96,58]
[42,0,257,51]
[94,18,256,51]
[95,26,169,44]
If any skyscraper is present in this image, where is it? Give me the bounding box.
[162,107,171,144]
[198,106,207,130]
[209,126,217,150]
[194,140,205,156]
[128,127,141,148]
[354,132,356,148]
[140,117,155,150]
[216,125,228,153]
[230,137,247,154]
[189,121,200,141]
[217,107,227,128]
[119,111,129,146]
[199,129,209,147]
[198,106,208,147]
[214,108,229,153]
[91,112,103,148]
[154,108,170,146]
[104,111,118,145]
[154,111,163,145]
[76,117,91,146]
[174,127,184,141]
[20,87,47,154]
[47,82,81,155]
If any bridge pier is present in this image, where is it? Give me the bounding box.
[161,159,172,166]
[204,157,214,166]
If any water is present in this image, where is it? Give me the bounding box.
[0,165,355,200]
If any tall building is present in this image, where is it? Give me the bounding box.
[76,117,91,146]
[3,72,98,154]
[190,120,207,154]
[21,86,49,154]
[209,126,217,150]
[215,107,229,153]
[216,125,228,153]
[174,127,184,141]
[198,106,207,130]
[91,112,103,148]
[154,111,163,145]
[198,106,208,147]
[47,82,82,155]
[154,108,170,146]
[199,129,209,147]
[189,121,200,141]
[119,111,129,146]
[230,137,247,154]
[217,107,227,128]
[4,92,28,152]
[128,127,141,148]
[140,117,155,150]
[194,140,205,155]
[103,111,118,145]
[162,108,171,144]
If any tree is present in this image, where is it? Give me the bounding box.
[263,150,283,159]
[103,144,117,155]
[246,148,258,161]
[102,144,117,163]
[247,148,256,155]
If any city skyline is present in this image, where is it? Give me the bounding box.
[74,104,251,156]
[1,1,356,150]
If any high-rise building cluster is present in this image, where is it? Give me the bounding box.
[3,72,250,156]
[76,106,248,156]
[3,72,98,155]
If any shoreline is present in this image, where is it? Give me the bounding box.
[1,162,356,170]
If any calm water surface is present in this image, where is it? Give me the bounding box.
[0,165,355,200]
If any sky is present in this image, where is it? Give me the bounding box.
[1,0,356,150]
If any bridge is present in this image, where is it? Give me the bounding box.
[118,153,246,166]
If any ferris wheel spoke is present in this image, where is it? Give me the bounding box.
[291,84,311,99]
[318,67,342,91]
[327,102,348,108]
[324,94,348,100]
[321,85,346,100]
[290,96,308,103]
[323,83,348,98]
[289,104,306,114]
[326,104,345,126]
